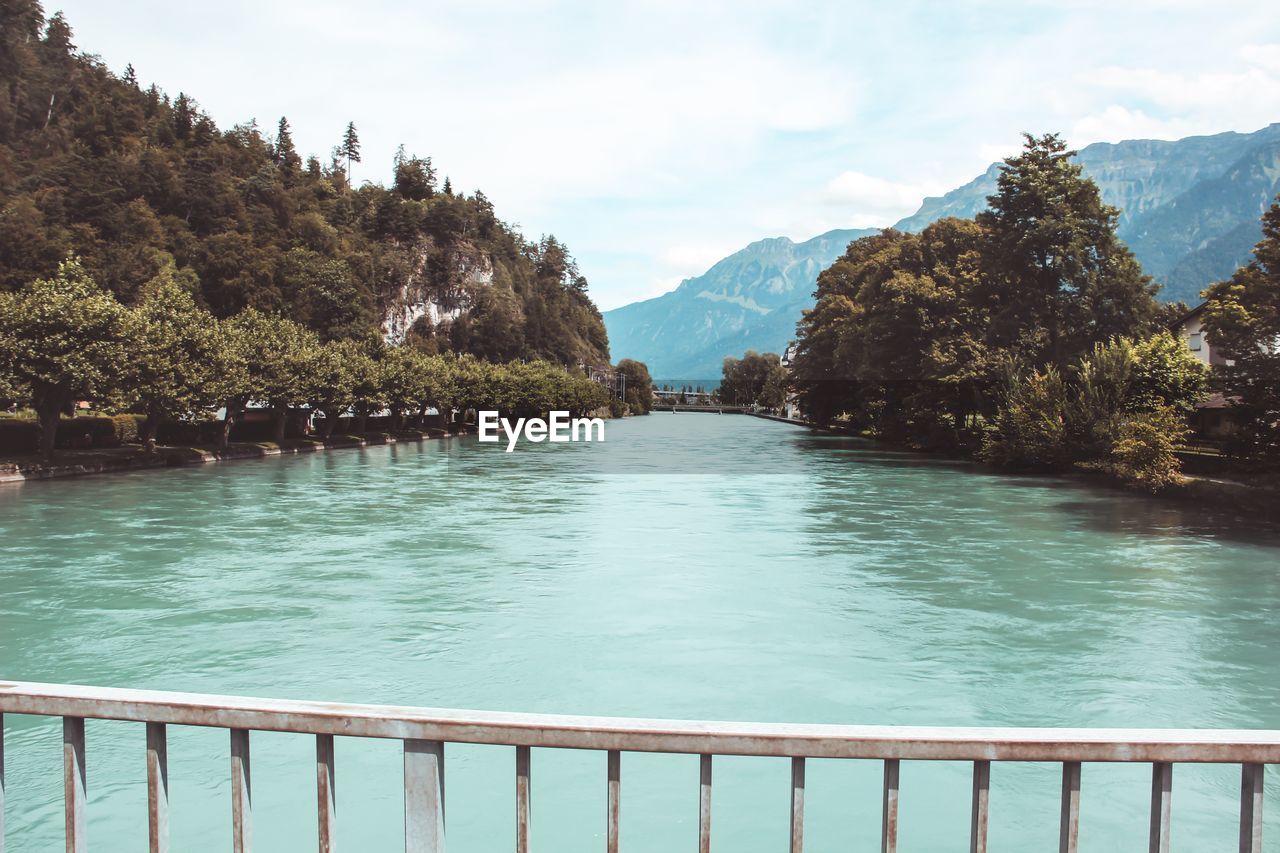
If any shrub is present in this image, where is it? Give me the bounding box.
[111,414,144,445]
[981,366,1070,469]
[0,419,39,454]
[1104,405,1187,491]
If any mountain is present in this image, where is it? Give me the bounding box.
[603,229,875,380]
[606,124,1280,378]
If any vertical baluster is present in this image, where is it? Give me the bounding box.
[404,740,444,853]
[790,757,805,853]
[515,746,530,853]
[1058,762,1080,853]
[64,717,86,853]
[231,729,252,853]
[147,723,169,853]
[1,713,6,853]
[1239,763,1263,853]
[970,760,990,853]
[698,755,711,853]
[317,735,336,853]
[1149,762,1171,853]
[606,750,620,853]
[881,759,899,853]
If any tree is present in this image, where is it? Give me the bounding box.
[0,259,129,458]
[615,359,654,414]
[121,265,227,450]
[228,309,320,444]
[1201,194,1280,459]
[274,116,301,175]
[977,133,1158,368]
[307,340,356,439]
[721,351,784,408]
[340,121,361,182]
[392,146,436,200]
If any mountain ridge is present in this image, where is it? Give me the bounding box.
[605,123,1280,378]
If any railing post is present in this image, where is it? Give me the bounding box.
[63,717,86,853]
[1239,763,1263,853]
[317,734,336,853]
[1,712,5,853]
[698,754,711,853]
[147,723,169,853]
[231,729,252,853]
[515,746,530,853]
[1149,762,1171,853]
[404,740,444,853]
[970,760,989,853]
[881,759,899,853]
[606,750,620,853]
[789,757,804,853]
[1059,762,1080,853]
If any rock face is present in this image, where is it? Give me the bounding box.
[605,124,1280,378]
[381,243,495,345]
[603,229,875,380]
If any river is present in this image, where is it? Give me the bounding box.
[2,413,1279,851]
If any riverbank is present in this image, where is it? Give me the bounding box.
[0,428,472,484]
[752,412,1280,522]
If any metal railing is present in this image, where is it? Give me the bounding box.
[0,680,1275,852]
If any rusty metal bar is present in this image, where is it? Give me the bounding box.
[1059,761,1080,853]
[698,754,711,853]
[5,681,1280,763]
[64,717,86,853]
[404,739,444,853]
[515,746,529,853]
[970,760,989,853]
[231,729,252,853]
[789,757,804,853]
[1239,762,1263,853]
[1149,762,1171,853]
[606,750,620,853]
[317,734,336,853]
[147,722,169,853]
[881,758,899,853]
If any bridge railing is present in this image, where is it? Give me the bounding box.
[0,680,1275,853]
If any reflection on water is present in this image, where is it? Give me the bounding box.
[1,413,1278,852]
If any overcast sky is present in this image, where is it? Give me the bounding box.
[51,0,1280,310]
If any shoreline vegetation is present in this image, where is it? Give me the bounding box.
[0,6,659,470]
[782,133,1280,498]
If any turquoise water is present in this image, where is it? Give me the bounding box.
[2,413,1279,851]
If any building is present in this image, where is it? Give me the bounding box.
[1171,303,1233,438]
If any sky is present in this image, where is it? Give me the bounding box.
[50,0,1280,311]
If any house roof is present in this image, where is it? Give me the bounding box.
[1170,301,1208,329]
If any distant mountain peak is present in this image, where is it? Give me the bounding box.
[605,123,1280,378]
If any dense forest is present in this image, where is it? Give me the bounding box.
[0,2,610,366]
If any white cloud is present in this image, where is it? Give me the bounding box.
[816,171,944,228]
[1070,106,1201,146]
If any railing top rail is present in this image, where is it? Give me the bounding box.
[2,680,1278,763]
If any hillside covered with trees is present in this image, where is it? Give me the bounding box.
[0,2,610,366]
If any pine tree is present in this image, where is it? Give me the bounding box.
[340,121,361,183]
[274,116,300,174]
[442,176,452,196]
[977,133,1157,368]
[122,63,137,87]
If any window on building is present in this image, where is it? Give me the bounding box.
[1189,332,1202,352]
